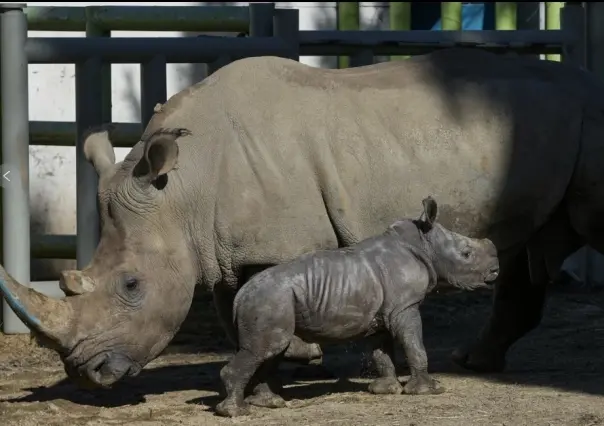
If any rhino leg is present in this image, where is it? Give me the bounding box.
[244,354,286,409]
[216,349,260,417]
[367,336,403,395]
[452,249,546,373]
[392,305,444,395]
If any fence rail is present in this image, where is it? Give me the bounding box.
[0,2,588,334]
[25,6,252,32]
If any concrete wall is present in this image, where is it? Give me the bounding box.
[7,1,602,287]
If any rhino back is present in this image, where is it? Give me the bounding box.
[137,49,586,285]
[202,52,583,252]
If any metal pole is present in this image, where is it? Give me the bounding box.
[337,2,360,69]
[75,57,103,269]
[1,3,30,334]
[140,55,167,129]
[273,8,300,62]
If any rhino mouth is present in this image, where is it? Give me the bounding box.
[65,351,142,389]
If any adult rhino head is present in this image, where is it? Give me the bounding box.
[0,126,200,388]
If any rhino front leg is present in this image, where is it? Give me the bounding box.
[451,250,545,373]
[367,336,403,395]
[392,305,444,395]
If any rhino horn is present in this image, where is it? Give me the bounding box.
[59,270,95,295]
[0,263,73,347]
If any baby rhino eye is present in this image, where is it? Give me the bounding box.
[461,249,472,259]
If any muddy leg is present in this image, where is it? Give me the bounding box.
[245,354,286,409]
[368,337,403,395]
[452,251,545,373]
[215,349,263,417]
[391,305,444,395]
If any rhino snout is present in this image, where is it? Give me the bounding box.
[65,351,141,389]
[484,262,500,283]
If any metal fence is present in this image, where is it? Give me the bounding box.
[0,2,587,333]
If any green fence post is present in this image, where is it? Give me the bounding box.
[337,2,359,69]
[441,2,462,31]
[495,2,518,30]
[546,2,564,62]
[390,2,411,61]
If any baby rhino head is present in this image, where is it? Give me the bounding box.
[411,196,499,290]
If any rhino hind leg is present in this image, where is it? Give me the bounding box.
[451,249,546,373]
[367,337,403,395]
[244,355,286,409]
[216,266,323,365]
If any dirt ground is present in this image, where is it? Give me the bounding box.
[1,287,604,426]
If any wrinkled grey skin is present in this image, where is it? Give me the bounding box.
[216,197,499,417]
[1,48,604,388]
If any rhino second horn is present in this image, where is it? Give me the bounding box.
[0,263,73,348]
[59,270,95,295]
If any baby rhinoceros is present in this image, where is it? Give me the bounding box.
[216,196,500,418]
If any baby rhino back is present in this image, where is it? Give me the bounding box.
[292,248,386,343]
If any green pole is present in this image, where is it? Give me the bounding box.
[337,2,360,69]
[390,2,411,61]
[546,2,564,62]
[495,2,518,30]
[441,2,462,31]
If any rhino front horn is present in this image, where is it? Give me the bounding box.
[0,263,73,348]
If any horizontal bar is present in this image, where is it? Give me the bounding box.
[31,121,141,147]
[26,36,293,64]
[298,29,576,55]
[32,234,76,259]
[25,6,250,32]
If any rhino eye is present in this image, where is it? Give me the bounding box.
[461,249,472,259]
[124,276,139,291]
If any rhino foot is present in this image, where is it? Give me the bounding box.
[215,399,251,418]
[368,377,403,395]
[245,392,286,409]
[403,375,445,395]
[451,343,506,373]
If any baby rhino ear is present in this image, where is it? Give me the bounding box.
[419,196,438,231]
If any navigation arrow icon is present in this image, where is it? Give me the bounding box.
[3,171,10,182]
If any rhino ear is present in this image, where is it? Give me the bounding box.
[419,196,438,231]
[82,125,116,178]
[134,128,191,182]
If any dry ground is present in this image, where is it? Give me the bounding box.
[1,287,604,426]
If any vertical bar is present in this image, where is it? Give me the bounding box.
[85,7,111,124]
[75,58,103,270]
[546,2,564,62]
[561,3,586,69]
[73,8,109,270]
[441,2,462,31]
[586,2,604,78]
[140,55,167,129]
[274,8,300,62]
[495,2,518,30]
[337,2,360,69]
[1,3,30,334]
[390,2,411,61]
[250,2,274,37]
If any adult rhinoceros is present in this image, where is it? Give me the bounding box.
[0,48,602,388]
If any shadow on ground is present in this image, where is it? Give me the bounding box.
[4,285,604,411]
